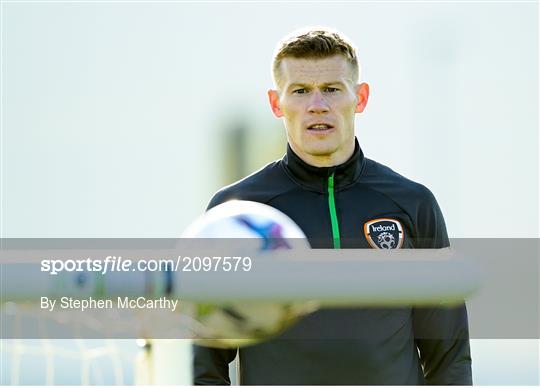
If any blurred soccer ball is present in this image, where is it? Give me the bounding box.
[182,200,315,348]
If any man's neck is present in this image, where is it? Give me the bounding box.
[290,143,355,168]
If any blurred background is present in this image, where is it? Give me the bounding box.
[1,0,538,385]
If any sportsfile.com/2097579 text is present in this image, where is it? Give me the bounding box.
[40,256,253,275]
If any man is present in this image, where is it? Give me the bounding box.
[194,28,472,385]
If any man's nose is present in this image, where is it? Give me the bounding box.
[307,91,329,114]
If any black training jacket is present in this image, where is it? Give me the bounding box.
[193,139,472,385]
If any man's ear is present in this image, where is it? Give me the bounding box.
[268,89,283,118]
[355,83,370,113]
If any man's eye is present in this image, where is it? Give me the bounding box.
[293,88,307,94]
[324,87,339,93]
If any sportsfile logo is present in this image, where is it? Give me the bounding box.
[364,218,404,249]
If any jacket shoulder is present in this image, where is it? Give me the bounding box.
[362,158,436,204]
[362,158,448,247]
[207,160,291,210]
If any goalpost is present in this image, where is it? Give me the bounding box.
[0,244,479,385]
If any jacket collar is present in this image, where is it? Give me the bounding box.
[282,138,366,193]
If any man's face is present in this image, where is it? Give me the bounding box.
[268,55,369,167]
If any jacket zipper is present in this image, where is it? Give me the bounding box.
[327,173,341,249]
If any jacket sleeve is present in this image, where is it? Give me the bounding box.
[412,187,473,385]
[193,345,237,385]
[413,305,472,385]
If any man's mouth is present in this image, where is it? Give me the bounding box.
[307,123,334,131]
